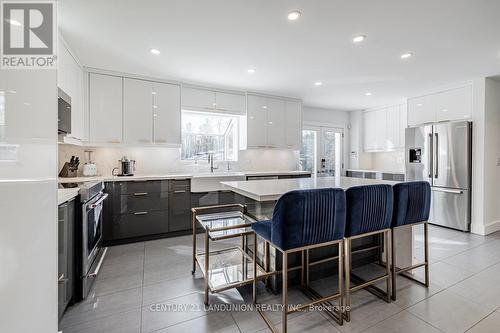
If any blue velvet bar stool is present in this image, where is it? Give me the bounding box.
[344,184,394,322]
[391,181,431,300]
[251,188,346,333]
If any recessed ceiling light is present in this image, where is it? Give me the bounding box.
[400,52,413,59]
[287,10,301,21]
[352,35,366,43]
[150,48,161,55]
[6,19,21,26]
[365,92,372,96]
[247,68,256,74]
[314,81,323,86]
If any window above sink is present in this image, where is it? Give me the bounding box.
[181,110,241,161]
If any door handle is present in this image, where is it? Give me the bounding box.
[134,192,148,196]
[434,133,439,178]
[432,188,463,194]
[428,133,433,178]
[134,211,148,215]
[58,274,68,283]
[173,190,186,193]
[88,193,109,209]
[88,248,108,278]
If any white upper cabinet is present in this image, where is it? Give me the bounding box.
[375,108,388,149]
[436,86,472,122]
[363,110,377,151]
[182,87,215,110]
[267,98,286,147]
[123,78,153,144]
[408,85,472,126]
[385,105,400,149]
[88,73,181,146]
[399,103,408,146]
[57,39,86,141]
[182,86,245,114]
[408,94,439,126]
[154,82,181,145]
[285,100,302,149]
[89,73,123,143]
[363,104,405,152]
[215,92,246,114]
[246,94,302,149]
[246,95,268,147]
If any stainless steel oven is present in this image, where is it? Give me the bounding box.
[79,181,108,299]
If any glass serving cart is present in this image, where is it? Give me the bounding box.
[191,204,266,305]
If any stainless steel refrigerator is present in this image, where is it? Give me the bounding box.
[405,121,472,231]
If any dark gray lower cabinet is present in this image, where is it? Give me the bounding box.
[58,198,75,320]
[104,179,191,242]
[168,180,191,232]
[112,211,169,239]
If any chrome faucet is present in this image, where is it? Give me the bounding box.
[208,153,218,173]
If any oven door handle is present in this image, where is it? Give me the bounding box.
[88,193,109,209]
[88,247,108,278]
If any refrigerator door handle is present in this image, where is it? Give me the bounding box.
[432,187,463,194]
[434,133,439,179]
[428,133,433,178]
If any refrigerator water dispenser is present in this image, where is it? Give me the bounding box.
[409,148,422,163]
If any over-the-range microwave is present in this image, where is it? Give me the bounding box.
[58,88,71,134]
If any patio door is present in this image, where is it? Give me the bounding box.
[300,125,343,175]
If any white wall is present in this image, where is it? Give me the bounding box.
[0,71,58,332]
[302,106,349,125]
[371,151,405,173]
[483,78,500,232]
[471,77,500,235]
[59,145,299,176]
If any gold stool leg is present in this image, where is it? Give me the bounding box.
[192,211,196,274]
[344,238,351,322]
[300,250,306,289]
[282,251,288,333]
[338,240,344,325]
[253,233,257,304]
[204,228,209,305]
[385,230,392,302]
[391,228,397,301]
[424,222,430,287]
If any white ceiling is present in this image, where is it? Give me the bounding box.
[59,0,500,111]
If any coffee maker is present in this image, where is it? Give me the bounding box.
[112,156,136,176]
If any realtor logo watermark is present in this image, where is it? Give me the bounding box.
[1,1,56,69]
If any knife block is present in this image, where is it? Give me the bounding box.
[59,162,77,178]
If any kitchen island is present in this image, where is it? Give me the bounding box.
[220,176,413,292]
[221,176,399,202]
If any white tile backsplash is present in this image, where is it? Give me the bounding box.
[371,150,405,173]
[58,145,300,176]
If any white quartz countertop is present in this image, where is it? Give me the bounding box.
[221,176,399,202]
[58,171,311,184]
[346,168,405,175]
[58,188,79,205]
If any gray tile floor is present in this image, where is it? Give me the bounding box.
[60,226,500,333]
